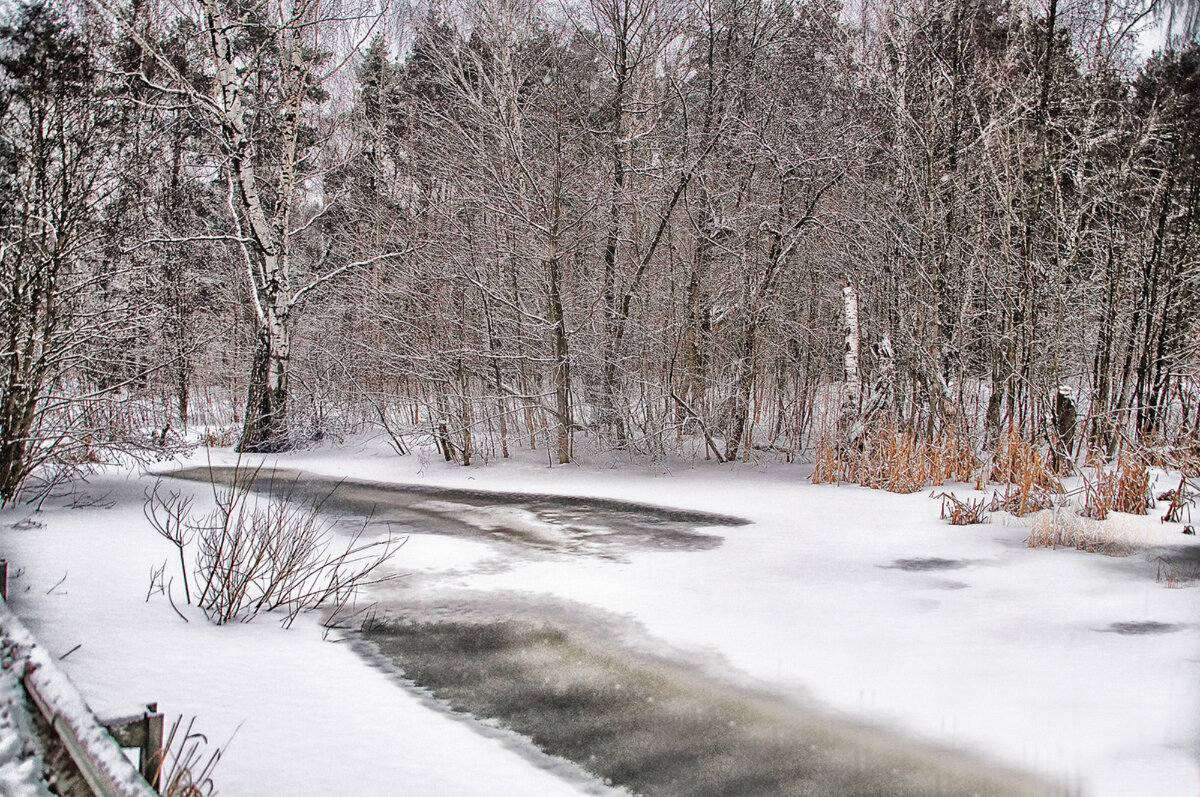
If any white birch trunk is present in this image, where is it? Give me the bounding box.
[837,275,864,452]
[841,276,861,421]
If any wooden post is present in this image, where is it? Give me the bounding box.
[101,703,164,790]
[143,704,163,790]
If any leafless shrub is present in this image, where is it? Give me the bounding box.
[198,426,240,448]
[146,560,167,601]
[196,489,391,626]
[145,482,195,603]
[143,462,402,627]
[1164,439,1200,477]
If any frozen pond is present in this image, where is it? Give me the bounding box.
[169,466,1052,797]
[170,466,741,558]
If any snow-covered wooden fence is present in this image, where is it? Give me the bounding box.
[0,566,161,797]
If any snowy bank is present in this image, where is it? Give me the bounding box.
[174,439,1200,797]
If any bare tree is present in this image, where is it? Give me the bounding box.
[102,0,409,452]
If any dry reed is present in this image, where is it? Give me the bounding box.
[1026,510,1136,556]
[935,491,989,525]
[1081,457,1151,520]
[812,425,976,493]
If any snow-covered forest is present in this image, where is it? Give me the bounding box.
[0,0,1198,480]
[1,0,1199,795]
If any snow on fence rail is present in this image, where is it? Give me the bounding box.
[0,560,161,797]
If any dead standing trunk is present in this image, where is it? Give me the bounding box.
[1049,386,1077,474]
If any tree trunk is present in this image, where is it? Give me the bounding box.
[723,318,758,462]
[600,32,629,448]
[238,318,291,452]
[1050,387,1077,474]
[549,251,573,465]
[838,277,862,444]
[0,368,38,504]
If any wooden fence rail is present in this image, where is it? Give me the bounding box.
[0,560,161,797]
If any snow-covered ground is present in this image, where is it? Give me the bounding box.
[0,459,625,797]
[1,438,1197,796]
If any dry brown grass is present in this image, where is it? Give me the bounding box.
[1154,556,1199,588]
[975,430,1063,517]
[156,716,222,797]
[1026,510,1136,556]
[1081,457,1151,520]
[812,426,977,494]
[987,484,1055,516]
[935,491,989,525]
[983,430,1063,492]
[1158,475,1193,523]
[198,426,240,448]
[811,439,846,485]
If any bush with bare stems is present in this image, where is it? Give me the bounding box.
[144,465,401,627]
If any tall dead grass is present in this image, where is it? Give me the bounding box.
[980,430,1062,491]
[1080,457,1151,520]
[813,425,1172,540]
[935,492,989,525]
[1026,510,1136,556]
[812,425,975,493]
[156,716,223,797]
[973,431,1064,516]
[1158,476,1194,523]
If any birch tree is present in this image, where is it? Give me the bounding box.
[105,0,408,452]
